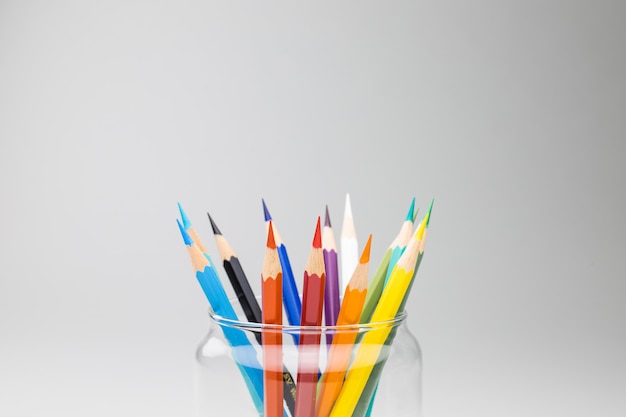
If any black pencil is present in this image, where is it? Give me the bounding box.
[207,212,297,415]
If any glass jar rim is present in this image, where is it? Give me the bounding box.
[208,309,408,334]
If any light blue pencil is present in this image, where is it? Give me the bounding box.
[176,218,267,415]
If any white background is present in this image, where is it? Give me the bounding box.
[1,1,625,416]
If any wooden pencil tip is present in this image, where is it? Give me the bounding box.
[177,202,192,229]
[267,221,277,249]
[313,216,322,248]
[262,198,272,221]
[177,219,193,246]
[324,205,331,227]
[416,215,427,240]
[360,234,373,264]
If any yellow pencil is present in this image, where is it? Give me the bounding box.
[328,214,429,417]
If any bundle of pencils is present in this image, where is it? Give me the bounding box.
[175,196,433,417]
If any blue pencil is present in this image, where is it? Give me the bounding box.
[176,218,266,415]
[262,199,302,345]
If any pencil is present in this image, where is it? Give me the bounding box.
[294,217,326,417]
[263,199,302,344]
[208,212,297,415]
[322,205,340,346]
[262,221,284,417]
[177,202,209,254]
[383,197,416,287]
[316,234,372,417]
[353,200,433,417]
[354,229,430,417]
[176,218,264,414]
[360,199,421,417]
[208,213,262,324]
[360,198,416,324]
[340,193,358,299]
[328,210,430,417]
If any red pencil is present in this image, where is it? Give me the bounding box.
[262,221,284,417]
[294,217,326,417]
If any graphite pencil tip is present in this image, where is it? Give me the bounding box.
[360,234,373,264]
[177,202,192,229]
[324,205,332,227]
[207,212,222,235]
[262,198,272,222]
[267,221,277,249]
[313,216,322,249]
[177,219,193,246]
[406,197,416,222]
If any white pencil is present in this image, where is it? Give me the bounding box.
[340,193,358,299]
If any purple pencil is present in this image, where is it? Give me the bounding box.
[322,205,340,346]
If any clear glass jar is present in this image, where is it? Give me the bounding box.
[194,307,422,417]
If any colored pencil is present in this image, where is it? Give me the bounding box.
[294,217,326,417]
[263,199,302,344]
[358,199,418,417]
[178,202,209,254]
[360,198,416,324]
[208,213,262,324]
[328,209,430,417]
[353,200,433,417]
[208,212,297,415]
[340,193,358,298]
[383,198,416,287]
[262,221,284,417]
[176,219,264,415]
[316,234,372,417]
[354,229,430,417]
[322,205,340,346]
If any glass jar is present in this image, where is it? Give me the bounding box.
[194,307,422,417]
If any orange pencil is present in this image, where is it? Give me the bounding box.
[262,221,284,417]
[316,234,372,417]
[294,217,326,417]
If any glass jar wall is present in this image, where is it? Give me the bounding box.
[194,308,422,417]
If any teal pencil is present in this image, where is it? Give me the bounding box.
[360,198,416,324]
[383,198,416,287]
[362,199,417,416]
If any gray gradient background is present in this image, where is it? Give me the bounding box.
[1,1,625,416]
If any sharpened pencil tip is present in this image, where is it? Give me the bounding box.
[406,198,416,222]
[267,221,277,249]
[324,205,332,227]
[262,198,272,221]
[344,193,352,216]
[413,207,420,223]
[207,212,221,235]
[313,216,322,249]
[178,202,191,229]
[426,198,434,228]
[416,214,427,240]
[360,234,373,264]
[177,219,193,246]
